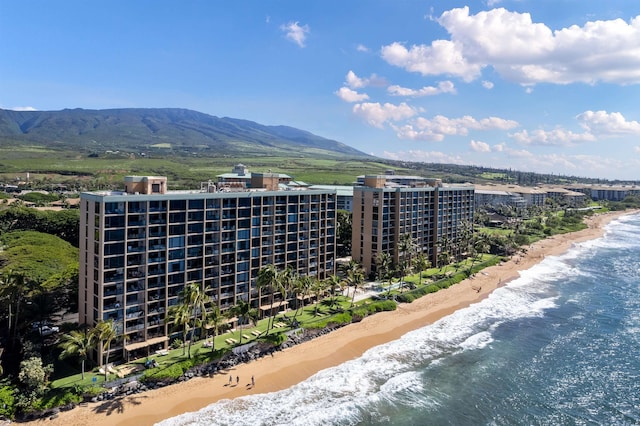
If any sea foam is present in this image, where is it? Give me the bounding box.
[157,219,633,426]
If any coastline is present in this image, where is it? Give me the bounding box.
[32,210,635,426]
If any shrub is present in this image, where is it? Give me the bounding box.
[39,388,82,409]
[350,306,369,320]
[171,339,183,349]
[330,312,353,325]
[263,332,287,346]
[0,385,15,419]
[367,300,396,312]
[425,284,440,294]
[395,293,416,303]
[141,363,185,382]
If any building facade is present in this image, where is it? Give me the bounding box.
[352,176,475,275]
[79,176,336,361]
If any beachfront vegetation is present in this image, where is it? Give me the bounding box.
[0,176,632,420]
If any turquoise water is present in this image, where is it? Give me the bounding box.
[158,214,640,426]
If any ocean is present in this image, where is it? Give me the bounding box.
[158,213,640,426]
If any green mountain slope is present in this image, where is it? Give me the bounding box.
[0,108,370,159]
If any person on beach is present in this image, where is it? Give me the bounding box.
[236,376,239,385]
[229,375,232,385]
[251,376,255,386]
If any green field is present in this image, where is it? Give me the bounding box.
[0,151,407,189]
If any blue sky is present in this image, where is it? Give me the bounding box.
[2,1,640,180]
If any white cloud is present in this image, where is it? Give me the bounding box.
[281,21,310,48]
[387,80,456,97]
[470,140,491,152]
[503,147,534,158]
[382,149,468,165]
[346,71,366,89]
[577,110,640,135]
[392,114,518,141]
[635,146,640,153]
[344,70,386,89]
[335,87,369,103]
[509,128,595,146]
[352,102,417,128]
[9,106,37,111]
[482,80,494,89]
[380,40,482,82]
[356,44,369,52]
[383,7,640,85]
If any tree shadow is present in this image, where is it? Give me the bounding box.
[91,393,148,416]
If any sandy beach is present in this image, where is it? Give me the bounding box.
[31,210,634,426]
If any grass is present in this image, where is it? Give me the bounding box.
[0,155,404,188]
[49,296,354,390]
[49,254,507,395]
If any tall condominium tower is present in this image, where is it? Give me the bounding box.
[79,175,336,361]
[352,175,475,275]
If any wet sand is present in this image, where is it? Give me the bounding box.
[32,210,634,426]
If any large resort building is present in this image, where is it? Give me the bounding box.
[352,174,475,275]
[79,175,337,361]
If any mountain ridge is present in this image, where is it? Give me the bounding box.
[0,107,370,159]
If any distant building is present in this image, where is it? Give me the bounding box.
[309,185,354,211]
[352,175,475,275]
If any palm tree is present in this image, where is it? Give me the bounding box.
[397,233,417,292]
[375,252,394,295]
[204,306,226,352]
[181,283,209,358]
[324,274,342,308]
[94,319,118,381]
[341,261,364,307]
[339,259,360,300]
[166,304,191,356]
[230,299,251,345]
[292,274,312,319]
[256,264,279,335]
[58,329,96,380]
[468,232,491,275]
[271,266,292,329]
[414,253,431,286]
[437,236,453,275]
[310,277,326,315]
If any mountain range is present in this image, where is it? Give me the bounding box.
[0,108,370,159]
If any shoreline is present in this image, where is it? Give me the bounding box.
[32,210,635,426]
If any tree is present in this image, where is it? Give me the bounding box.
[339,259,360,299]
[397,233,417,292]
[437,235,453,274]
[204,306,226,352]
[0,270,34,348]
[166,304,191,356]
[336,210,352,257]
[375,252,394,296]
[58,329,97,380]
[18,356,53,394]
[340,260,364,307]
[94,319,118,381]
[310,277,326,315]
[230,299,252,345]
[181,283,210,358]
[257,264,289,334]
[413,253,431,286]
[324,274,342,308]
[291,274,312,319]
